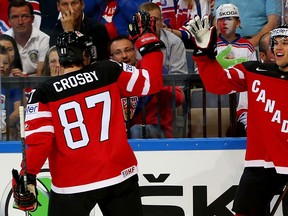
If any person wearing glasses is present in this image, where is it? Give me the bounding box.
[109,35,184,138]
[109,35,137,66]
[4,0,49,77]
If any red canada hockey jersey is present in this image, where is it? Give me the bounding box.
[23,51,163,194]
[194,55,288,174]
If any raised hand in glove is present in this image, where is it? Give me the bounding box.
[183,15,217,59]
[128,10,165,56]
[128,10,155,42]
[12,169,38,212]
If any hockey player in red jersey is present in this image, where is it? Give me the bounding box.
[11,11,164,216]
[183,15,288,215]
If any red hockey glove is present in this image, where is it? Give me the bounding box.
[128,10,155,42]
[183,15,217,59]
[12,169,38,212]
[134,33,165,56]
[128,10,165,56]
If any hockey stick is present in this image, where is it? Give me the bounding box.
[19,106,29,216]
[270,182,288,216]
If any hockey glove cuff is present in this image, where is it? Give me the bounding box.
[134,33,165,56]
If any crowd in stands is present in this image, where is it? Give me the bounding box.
[0,0,285,140]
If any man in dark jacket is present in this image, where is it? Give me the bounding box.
[49,0,110,61]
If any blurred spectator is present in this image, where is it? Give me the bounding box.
[140,2,188,74]
[0,0,42,34]
[0,0,10,34]
[0,45,21,140]
[41,46,64,76]
[84,0,147,37]
[38,0,59,35]
[4,0,50,76]
[258,32,275,63]
[152,0,214,29]
[0,34,23,76]
[49,0,110,61]
[284,1,288,25]
[27,0,41,28]
[212,0,281,47]
[109,35,184,138]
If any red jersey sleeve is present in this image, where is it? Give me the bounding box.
[193,55,247,94]
[22,100,54,176]
[117,51,163,97]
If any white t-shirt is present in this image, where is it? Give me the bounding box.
[5,26,50,76]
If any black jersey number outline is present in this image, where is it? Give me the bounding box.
[58,91,111,149]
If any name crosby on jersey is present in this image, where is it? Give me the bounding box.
[252,80,288,133]
[53,71,99,92]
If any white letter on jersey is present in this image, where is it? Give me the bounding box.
[252,80,261,93]
[53,81,63,92]
[271,110,281,124]
[256,89,266,103]
[281,120,288,133]
[264,99,276,113]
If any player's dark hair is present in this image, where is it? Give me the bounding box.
[57,0,83,2]
[8,0,34,18]
[270,24,288,54]
[56,31,95,68]
[108,35,134,56]
[0,45,8,55]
